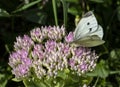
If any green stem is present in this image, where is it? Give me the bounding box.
[61,0,68,28]
[93,76,99,87]
[52,0,58,26]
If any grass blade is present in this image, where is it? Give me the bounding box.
[52,0,58,26]
[61,0,68,28]
[13,0,41,13]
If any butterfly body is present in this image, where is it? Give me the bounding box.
[72,11,105,47]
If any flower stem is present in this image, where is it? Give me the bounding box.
[61,0,68,28]
[52,0,58,26]
[93,76,99,87]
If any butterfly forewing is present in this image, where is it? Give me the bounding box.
[74,11,98,40]
[83,11,93,17]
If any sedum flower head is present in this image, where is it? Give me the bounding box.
[30,26,65,43]
[9,49,32,79]
[14,35,34,51]
[9,26,98,80]
[69,47,98,75]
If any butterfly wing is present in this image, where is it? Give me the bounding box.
[73,11,105,47]
[87,25,104,39]
[72,35,105,47]
[74,11,98,40]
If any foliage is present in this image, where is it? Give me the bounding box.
[0,0,120,87]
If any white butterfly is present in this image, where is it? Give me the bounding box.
[72,11,105,47]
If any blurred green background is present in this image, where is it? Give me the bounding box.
[0,0,120,87]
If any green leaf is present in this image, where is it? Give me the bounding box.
[13,0,42,13]
[68,6,81,15]
[110,50,117,59]
[110,49,120,59]
[87,60,109,78]
[23,79,47,87]
[23,9,47,24]
[68,73,80,83]
[0,74,7,87]
[44,78,53,87]
[81,76,93,85]
[0,73,11,87]
[57,71,67,80]
[55,81,65,87]
[0,8,10,17]
[12,78,22,82]
[65,0,79,3]
[109,71,120,74]
[89,0,104,3]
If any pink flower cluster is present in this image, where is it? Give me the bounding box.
[9,26,98,80]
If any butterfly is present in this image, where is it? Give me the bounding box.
[72,11,105,47]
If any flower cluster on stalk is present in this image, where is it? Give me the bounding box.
[9,26,98,80]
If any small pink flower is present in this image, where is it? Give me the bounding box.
[45,40,56,52]
[69,58,75,67]
[75,47,84,57]
[65,32,74,42]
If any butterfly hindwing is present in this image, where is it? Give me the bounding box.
[72,35,105,47]
[87,25,104,39]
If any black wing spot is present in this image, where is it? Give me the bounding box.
[89,28,92,32]
[87,22,90,25]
